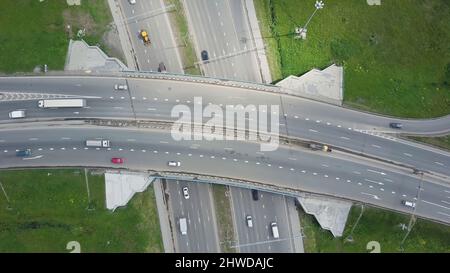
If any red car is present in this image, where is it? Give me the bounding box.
[111,157,124,164]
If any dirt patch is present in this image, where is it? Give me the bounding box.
[62,9,97,39]
[101,22,126,63]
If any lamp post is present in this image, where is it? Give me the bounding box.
[296,1,325,40]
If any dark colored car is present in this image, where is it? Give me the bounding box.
[251,189,259,201]
[201,50,209,61]
[16,149,31,157]
[158,62,167,72]
[389,122,403,129]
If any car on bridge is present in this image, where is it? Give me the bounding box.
[111,157,124,164]
[402,200,416,208]
[390,122,403,129]
[201,50,209,61]
[140,30,151,45]
[16,149,31,157]
[114,84,128,91]
[168,161,181,167]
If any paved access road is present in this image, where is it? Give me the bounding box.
[230,187,302,252]
[119,0,183,73]
[0,126,448,224]
[183,0,262,82]
[1,76,450,178]
[164,179,220,252]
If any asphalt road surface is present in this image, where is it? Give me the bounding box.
[119,0,183,73]
[1,76,450,179]
[230,187,299,252]
[0,126,448,224]
[183,0,262,82]
[164,179,220,252]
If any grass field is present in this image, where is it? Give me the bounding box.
[211,184,236,253]
[0,0,113,73]
[254,0,450,118]
[0,169,163,252]
[299,204,450,253]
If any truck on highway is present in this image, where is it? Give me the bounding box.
[38,99,86,108]
[309,143,331,152]
[179,217,187,235]
[85,139,110,148]
[271,222,279,239]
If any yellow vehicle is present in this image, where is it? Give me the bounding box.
[140,30,150,45]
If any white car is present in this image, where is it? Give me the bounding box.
[9,110,26,119]
[246,215,253,228]
[402,200,416,208]
[114,84,128,91]
[182,187,190,199]
[128,0,136,4]
[168,161,181,167]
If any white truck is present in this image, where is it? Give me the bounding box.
[179,218,187,235]
[271,222,279,239]
[38,99,86,108]
[85,140,110,148]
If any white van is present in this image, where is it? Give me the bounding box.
[179,217,187,235]
[9,110,26,119]
[246,215,253,228]
[271,222,279,239]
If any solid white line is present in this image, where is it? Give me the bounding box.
[364,179,384,185]
[367,169,386,176]
[437,212,450,217]
[441,200,450,205]
[422,200,450,210]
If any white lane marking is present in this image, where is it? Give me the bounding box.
[159,141,168,144]
[38,148,43,151]
[177,152,181,155]
[337,125,342,128]
[403,153,413,157]
[290,168,295,171]
[305,118,309,121]
[369,185,373,188]
[380,188,384,191]
[340,136,350,140]
[347,180,351,183]
[353,171,361,175]
[367,169,386,176]
[29,138,38,141]
[73,112,79,115]
[210,156,215,159]
[313,172,317,176]
[84,147,88,150]
[361,192,380,200]
[61,137,71,140]
[435,162,445,166]
[365,179,384,185]
[148,108,156,111]
[384,178,393,183]
[358,182,362,185]
[326,122,331,125]
[22,155,44,160]
[371,144,381,148]
[256,162,260,165]
[233,159,238,162]
[441,200,450,205]
[324,175,328,178]
[422,200,450,210]
[49,148,54,151]
[336,177,340,180]
[153,150,158,153]
[165,151,169,154]
[316,120,321,123]
[73,147,77,150]
[288,157,297,161]
[445,190,450,194]
[309,129,318,133]
[127,139,135,142]
[301,170,306,173]
[437,212,450,217]
[392,191,396,194]
[402,194,407,197]
[113,107,123,110]
[142,150,146,153]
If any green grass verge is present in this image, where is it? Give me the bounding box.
[408,135,450,151]
[255,0,450,118]
[299,204,450,253]
[0,0,113,73]
[0,169,163,252]
[211,184,235,253]
[165,0,201,75]
[253,0,283,82]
